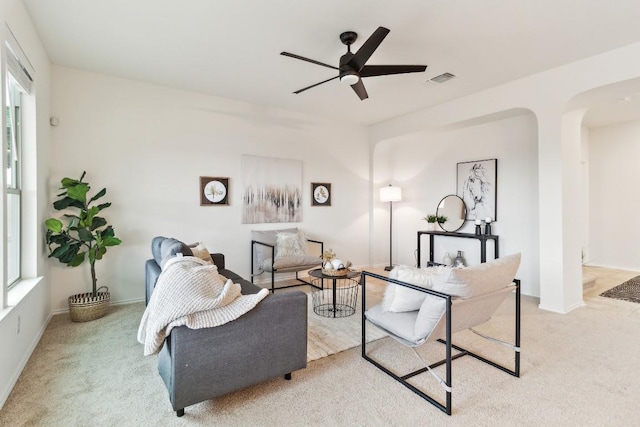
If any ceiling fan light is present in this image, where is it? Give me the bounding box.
[340,72,360,86]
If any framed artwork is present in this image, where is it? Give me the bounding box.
[200,177,229,206]
[241,155,302,223]
[311,183,331,206]
[456,158,497,221]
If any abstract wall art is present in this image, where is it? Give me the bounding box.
[242,155,302,223]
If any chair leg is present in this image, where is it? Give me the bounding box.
[176,408,185,417]
[285,373,292,380]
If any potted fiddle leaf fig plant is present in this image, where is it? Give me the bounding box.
[45,171,122,322]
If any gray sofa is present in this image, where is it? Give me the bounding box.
[144,237,308,417]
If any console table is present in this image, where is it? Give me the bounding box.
[417,230,499,267]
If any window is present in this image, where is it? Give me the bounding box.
[5,76,22,287]
[3,26,34,293]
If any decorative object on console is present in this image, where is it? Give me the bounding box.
[242,155,302,223]
[457,158,497,221]
[424,214,438,231]
[436,195,466,232]
[453,250,466,268]
[380,184,402,271]
[485,217,492,235]
[200,177,229,206]
[311,182,331,206]
[475,219,482,235]
[44,171,122,322]
[442,252,453,266]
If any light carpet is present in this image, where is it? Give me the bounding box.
[3,271,640,425]
[306,286,387,362]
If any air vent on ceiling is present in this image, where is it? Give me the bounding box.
[429,72,456,84]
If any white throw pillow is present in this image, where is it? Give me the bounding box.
[275,232,306,258]
[413,294,447,340]
[189,242,214,264]
[382,265,452,312]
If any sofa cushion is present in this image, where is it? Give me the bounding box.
[275,231,306,257]
[189,242,213,264]
[270,254,322,271]
[153,237,193,268]
[432,253,521,299]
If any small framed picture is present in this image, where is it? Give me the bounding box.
[200,177,229,206]
[311,183,331,206]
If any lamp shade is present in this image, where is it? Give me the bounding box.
[380,185,402,202]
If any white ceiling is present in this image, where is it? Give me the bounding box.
[21,0,640,126]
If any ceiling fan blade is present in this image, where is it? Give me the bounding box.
[293,75,339,94]
[350,80,369,100]
[280,52,339,70]
[360,64,427,78]
[347,26,390,71]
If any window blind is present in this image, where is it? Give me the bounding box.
[5,25,34,94]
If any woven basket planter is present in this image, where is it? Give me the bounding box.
[68,290,110,322]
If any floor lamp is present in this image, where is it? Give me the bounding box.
[380,184,402,271]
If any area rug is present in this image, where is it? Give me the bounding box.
[306,286,387,362]
[600,275,640,303]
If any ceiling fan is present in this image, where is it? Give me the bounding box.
[280,26,427,100]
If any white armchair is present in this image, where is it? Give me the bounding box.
[251,228,324,293]
[361,253,521,415]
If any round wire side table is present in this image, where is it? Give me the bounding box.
[309,268,360,318]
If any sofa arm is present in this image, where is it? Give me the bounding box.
[210,253,225,269]
[158,290,308,412]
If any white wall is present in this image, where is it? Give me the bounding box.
[373,112,540,296]
[0,0,51,410]
[588,120,640,270]
[49,66,370,312]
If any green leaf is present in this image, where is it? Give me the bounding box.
[60,177,80,188]
[68,252,85,267]
[89,188,106,204]
[101,226,115,238]
[96,202,111,211]
[66,183,89,203]
[78,228,94,242]
[45,218,63,233]
[85,206,99,228]
[94,246,107,261]
[102,236,122,247]
[53,197,84,211]
[90,217,107,231]
[50,242,81,264]
[48,234,70,245]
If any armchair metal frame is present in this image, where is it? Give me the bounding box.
[251,239,324,293]
[361,271,520,415]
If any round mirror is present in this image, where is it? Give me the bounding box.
[436,195,467,232]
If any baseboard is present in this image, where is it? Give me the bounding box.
[583,262,640,273]
[538,300,585,314]
[0,312,53,410]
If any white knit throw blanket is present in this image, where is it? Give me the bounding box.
[137,256,268,356]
